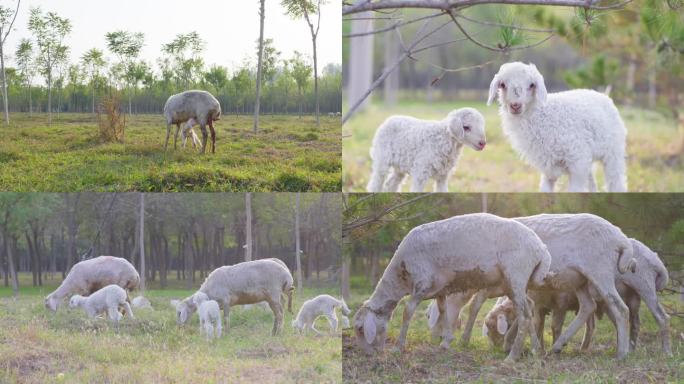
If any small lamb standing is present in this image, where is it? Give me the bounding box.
[180,118,202,149]
[174,259,294,336]
[45,256,140,312]
[69,284,135,322]
[367,108,486,192]
[353,213,551,362]
[193,291,222,340]
[163,90,222,154]
[292,294,350,336]
[487,62,627,192]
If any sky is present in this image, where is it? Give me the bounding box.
[5,0,341,73]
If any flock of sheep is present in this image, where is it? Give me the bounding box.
[351,212,671,363]
[44,256,350,341]
[367,61,628,193]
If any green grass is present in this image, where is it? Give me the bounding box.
[0,113,341,192]
[343,100,684,192]
[343,288,684,383]
[0,278,342,383]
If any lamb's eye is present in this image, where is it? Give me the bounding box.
[499,82,506,89]
[529,83,536,89]
[463,126,471,132]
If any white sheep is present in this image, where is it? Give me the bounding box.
[131,296,152,310]
[45,256,139,312]
[163,90,222,154]
[173,259,294,336]
[192,291,222,340]
[292,294,350,336]
[353,213,551,362]
[69,284,135,322]
[367,108,486,192]
[487,62,627,192]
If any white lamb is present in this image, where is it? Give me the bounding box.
[180,118,202,149]
[292,294,350,336]
[69,284,134,322]
[487,62,627,192]
[193,291,222,340]
[367,108,486,192]
[353,213,551,362]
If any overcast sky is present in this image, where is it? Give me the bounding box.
[5,0,341,72]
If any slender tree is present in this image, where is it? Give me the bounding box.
[81,48,106,115]
[253,0,265,133]
[161,32,205,90]
[295,192,302,293]
[290,51,311,118]
[15,38,33,115]
[282,0,324,127]
[28,7,71,125]
[245,193,252,261]
[105,30,144,115]
[138,193,145,291]
[0,0,20,125]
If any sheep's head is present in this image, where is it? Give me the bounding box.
[68,295,85,309]
[353,305,389,354]
[446,108,486,151]
[425,300,444,338]
[291,319,303,333]
[483,301,515,347]
[45,294,60,312]
[172,297,198,325]
[487,62,547,116]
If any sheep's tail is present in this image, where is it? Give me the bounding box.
[655,264,669,292]
[603,84,612,97]
[617,244,637,274]
[530,247,551,287]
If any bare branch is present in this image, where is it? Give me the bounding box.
[343,12,444,38]
[454,11,554,33]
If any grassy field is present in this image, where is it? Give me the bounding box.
[0,277,342,383]
[0,113,341,192]
[343,100,684,192]
[343,286,684,383]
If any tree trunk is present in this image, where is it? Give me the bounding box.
[245,193,252,261]
[648,51,657,108]
[92,83,96,115]
[5,233,18,297]
[138,193,146,291]
[341,258,350,301]
[0,40,9,125]
[48,71,52,125]
[383,24,399,106]
[253,0,265,133]
[347,4,374,113]
[311,35,320,127]
[295,193,303,294]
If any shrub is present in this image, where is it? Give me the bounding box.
[97,94,126,143]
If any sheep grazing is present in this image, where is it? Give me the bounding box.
[45,256,139,312]
[163,90,222,154]
[367,108,486,192]
[193,291,222,340]
[131,296,152,310]
[174,259,294,336]
[69,284,135,322]
[353,213,551,362]
[292,294,350,336]
[180,118,202,150]
[487,62,627,192]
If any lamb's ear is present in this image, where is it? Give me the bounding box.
[487,73,500,106]
[529,63,547,104]
[427,302,440,329]
[447,113,465,140]
[496,314,508,335]
[363,312,377,344]
[482,322,489,337]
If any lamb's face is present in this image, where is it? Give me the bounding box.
[447,108,486,151]
[483,306,512,347]
[175,298,197,325]
[68,295,83,309]
[353,306,389,354]
[487,62,547,116]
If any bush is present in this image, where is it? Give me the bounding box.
[97,94,126,143]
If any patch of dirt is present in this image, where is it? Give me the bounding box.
[236,345,290,359]
[3,347,66,379]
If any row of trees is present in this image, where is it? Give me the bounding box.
[0,193,341,295]
[342,193,684,301]
[0,3,341,126]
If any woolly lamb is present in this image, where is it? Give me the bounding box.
[174,259,294,336]
[292,294,350,336]
[193,292,222,340]
[353,213,551,362]
[180,117,202,149]
[131,296,152,310]
[163,90,222,154]
[69,284,134,322]
[487,62,627,192]
[45,256,139,312]
[367,108,486,192]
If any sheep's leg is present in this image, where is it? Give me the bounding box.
[107,307,121,322]
[587,169,598,192]
[174,123,181,150]
[551,309,566,345]
[625,293,641,352]
[367,163,389,192]
[122,302,135,320]
[383,169,405,192]
[539,174,557,192]
[309,322,323,337]
[326,312,338,333]
[435,296,453,348]
[534,309,546,353]
[164,123,173,151]
[409,174,428,193]
[580,313,595,351]
[433,174,449,193]
[591,279,630,360]
[503,317,519,354]
[267,300,284,336]
[208,120,216,154]
[460,290,487,346]
[641,290,672,356]
[552,287,596,356]
[397,295,421,351]
[216,318,223,339]
[504,291,530,363]
[199,123,208,154]
[567,165,591,192]
[222,301,231,333]
[602,155,627,192]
